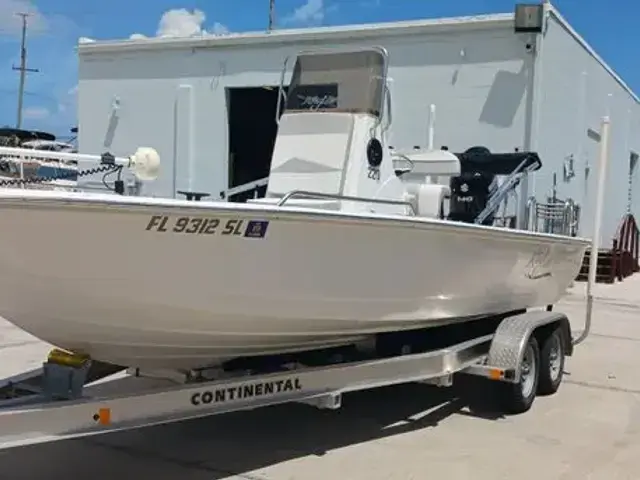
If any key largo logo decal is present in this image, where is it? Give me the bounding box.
[145,215,269,239]
[524,245,553,280]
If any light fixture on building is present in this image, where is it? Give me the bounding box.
[514,3,544,33]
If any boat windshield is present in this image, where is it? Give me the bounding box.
[284,49,386,117]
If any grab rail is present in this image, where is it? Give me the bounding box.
[277,189,417,215]
[220,176,269,200]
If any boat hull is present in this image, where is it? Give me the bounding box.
[0,190,589,370]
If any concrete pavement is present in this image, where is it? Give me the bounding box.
[0,278,639,479]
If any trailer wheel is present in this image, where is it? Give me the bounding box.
[537,327,565,395]
[499,336,540,414]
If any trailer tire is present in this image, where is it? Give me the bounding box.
[537,327,565,396]
[499,336,540,414]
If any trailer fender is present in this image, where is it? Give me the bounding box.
[486,310,571,383]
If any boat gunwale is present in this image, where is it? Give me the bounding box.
[0,189,591,247]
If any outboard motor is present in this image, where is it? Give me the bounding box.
[449,172,496,225]
[448,146,497,226]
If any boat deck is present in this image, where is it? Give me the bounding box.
[0,279,639,479]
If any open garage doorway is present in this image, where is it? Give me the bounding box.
[226,86,286,202]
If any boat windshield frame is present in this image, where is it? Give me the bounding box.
[276,46,389,120]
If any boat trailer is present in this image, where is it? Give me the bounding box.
[0,309,583,450]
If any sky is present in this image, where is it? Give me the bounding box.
[0,0,637,138]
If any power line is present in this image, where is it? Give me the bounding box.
[12,12,39,129]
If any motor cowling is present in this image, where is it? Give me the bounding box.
[448,172,496,225]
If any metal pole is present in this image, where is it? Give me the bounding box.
[16,13,28,128]
[518,2,550,230]
[427,104,435,149]
[268,0,275,31]
[12,12,39,129]
[574,115,611,346]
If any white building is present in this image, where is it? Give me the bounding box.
[76,3,639,245]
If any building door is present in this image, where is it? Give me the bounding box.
[226,86,283,202]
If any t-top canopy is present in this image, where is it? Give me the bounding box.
[285,48,387,117]
[455,147,542,176]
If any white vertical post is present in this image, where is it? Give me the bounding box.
[575,115,611,346]
[426,103,437,184]
[19,157,25,189]
[427,104,436,149]
[176,85,195,195]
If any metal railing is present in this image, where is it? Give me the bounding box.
[526,197,580,236]
[277,189,417,215]
[220,177,269,201]
[0,151,79,190]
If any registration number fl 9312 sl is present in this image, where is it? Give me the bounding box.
[145,215,269,239]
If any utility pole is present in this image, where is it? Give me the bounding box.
[268,0,275,32]
[12,12,39,129]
